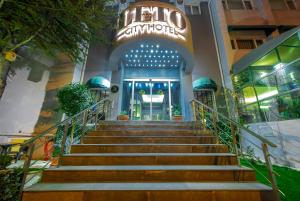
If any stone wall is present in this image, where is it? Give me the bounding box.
[241,119,300,169]
[0,51,78,143]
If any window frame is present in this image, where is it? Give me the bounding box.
[285,0,298,10]
[231,38,266,50]
[184,4,201,15]
[222,0,254,10]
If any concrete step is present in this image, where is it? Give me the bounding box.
[82,136,218,144]
[99,121,195,126]
[23,182,274,201]
[88,129,209,136]
[61,153,238,166]
[98,124,193,130]
[41,165,256,183]
[70,144,228,153]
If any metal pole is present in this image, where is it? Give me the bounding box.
[262,143,281,201]
[201,105,206,130]
[168,81,172,120]
[94,105,99,131]
[19,143,35,198]
[131,81,135,120]
[192,101,196,122]
[150,80,153,120]
[58,122,69,167]
[230,123,240,166]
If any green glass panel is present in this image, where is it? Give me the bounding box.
[233,69,252,90]
[242,86,257,104]
[254,74,278,101]
[281,32,300,47]
[277,46,300,64]
[251,49,279,67]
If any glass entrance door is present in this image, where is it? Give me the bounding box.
[151,81,170,120]
[133,81,151,120]
[122,79,179,120]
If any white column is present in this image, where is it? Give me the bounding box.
[180,67,194,121]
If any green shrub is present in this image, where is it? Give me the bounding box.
[0,155,23,201]
[0,155,13,169]
[57,83,94,117]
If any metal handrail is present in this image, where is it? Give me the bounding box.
[10,97,113,199]
[191,99,281,201]
[191,99,277,147]
[22,98,110,146]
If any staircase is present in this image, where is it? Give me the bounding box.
[22,121,274,201]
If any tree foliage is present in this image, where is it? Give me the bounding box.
[0,0,116,62]
[57,83,94,117]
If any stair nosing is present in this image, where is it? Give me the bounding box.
[72,143,225,146]
[24,182,272,191]
[45,165,252,171]
[63,153,236,156]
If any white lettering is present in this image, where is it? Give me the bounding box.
[117,5,187,41]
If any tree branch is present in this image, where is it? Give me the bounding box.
[10,26,44,51]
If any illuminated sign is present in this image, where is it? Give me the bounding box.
[116,4,188,41]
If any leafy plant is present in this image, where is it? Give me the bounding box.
[0,168,23,201]
[173,104,181,116]
[120,111,128,115]
[57,83,94,117]
[0,155,13,169]
[157,90,164,95]
[52,124,84,157]
[139,90,145,95]
[0,155,23,201]
[0,0,116,98]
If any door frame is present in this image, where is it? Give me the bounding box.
[124,78,180,120]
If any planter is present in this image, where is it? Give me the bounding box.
[117,115,129,120]
[172,115,183,121]
[50,157,59,166]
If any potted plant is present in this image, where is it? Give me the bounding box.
[118,111,129,120]
[139,90,145,96]
[157,90,164,95]
[172,104,183,121]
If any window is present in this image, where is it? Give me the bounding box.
[228,0,244,9]
[244,0,253,9]
[232,38,264,49]
[222,0,254,10]
[231,40,236,49]
[192,6,200,15]
[256,39,264,47]
[222,0,228,9]
[236,39,256,49]
[269,0,297,10]
[185,5,201,15]
[286,0,297,9]
[185,5,191,15]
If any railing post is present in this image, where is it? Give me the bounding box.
[94,106,99,131]
[230,123,240,166]
[19,143,35,198]
[68,119,76,153]
[262,143,281,201]
[200,105,206,130]
[192,101,197,122]
[58,122,69,167]
[212,111,218,135]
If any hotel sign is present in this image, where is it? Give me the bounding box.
[116,2,189,41]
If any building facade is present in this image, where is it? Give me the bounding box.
[0,0,300,139]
